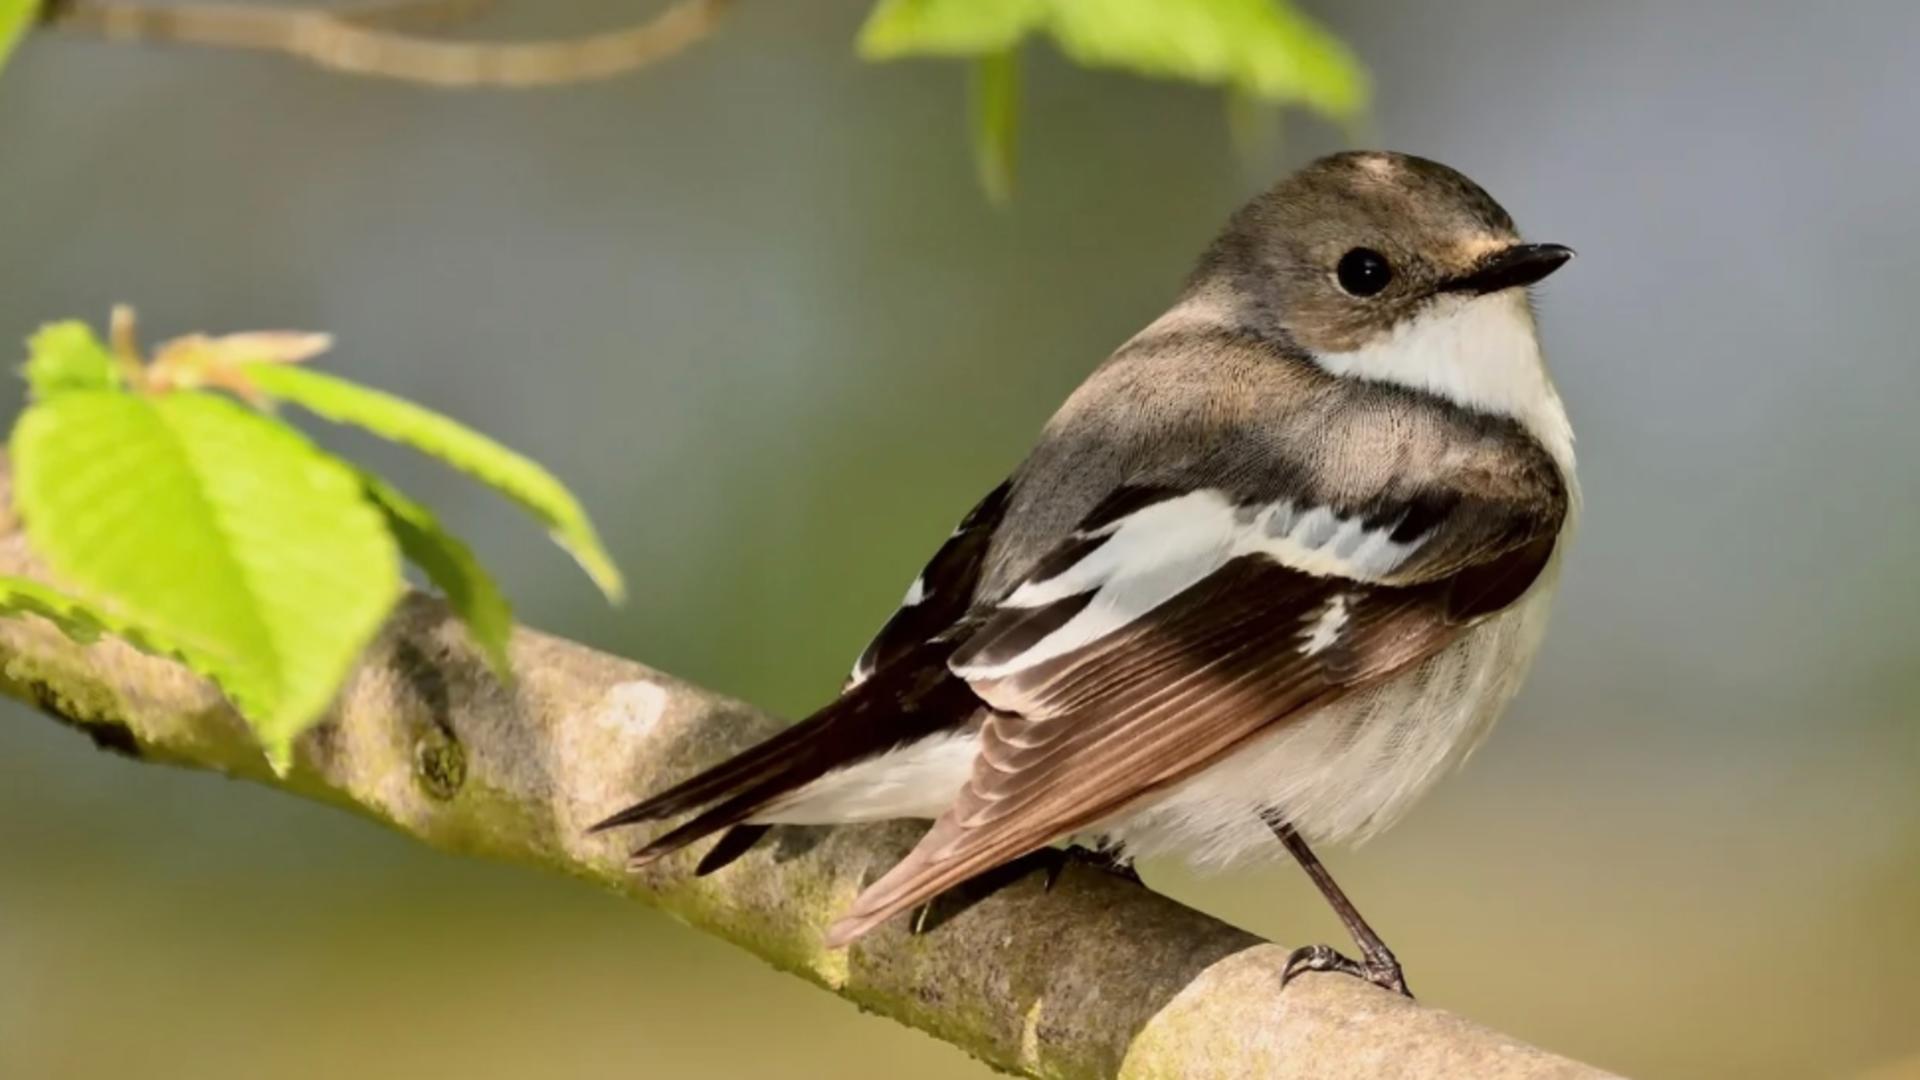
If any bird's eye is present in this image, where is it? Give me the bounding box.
[1335,248,1393,297]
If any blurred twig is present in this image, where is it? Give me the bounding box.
[40,0,729,87]
[0,457,1615,1080]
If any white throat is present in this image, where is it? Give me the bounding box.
[1314,290,1576,473]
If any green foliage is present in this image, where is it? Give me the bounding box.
[970,50,1020,205]
[860,0,1364,112]
[0,576,117,644]
[23,321,123,397]
[3,314,622,769]
[0,0,34,76]
[11,389,402,769]
[860,0,1045,55]
[0,572,250,672]
[242,363,625,604]
[359,471,513,677]
[1043,0,1365,117]
[859,0,1368,196]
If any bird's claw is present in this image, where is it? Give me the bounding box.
[907,844,1140,937]
[1280,942,1413,998]
[1062,843,1143,886]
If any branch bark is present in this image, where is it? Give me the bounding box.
[0,481,1616,1079]
[40,0,729,88]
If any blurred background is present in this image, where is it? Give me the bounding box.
[2,1,1917,1077]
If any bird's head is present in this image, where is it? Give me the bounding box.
[1195,150,1573,356]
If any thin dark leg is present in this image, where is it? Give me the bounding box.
[1261,810,1412,998]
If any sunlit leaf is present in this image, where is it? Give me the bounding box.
[0,574,216,663]
[10,390,403,769]
[0,0,36,75]
[858,0,1367,122]
[22,321,123,399]
[360,470,513,678]
[858,0,1046,59]
[0,576,114,643]
[971,49,1020,204]
[1044,0,1366,117]
[242,363,624,604]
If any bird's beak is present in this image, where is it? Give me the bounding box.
[1443,242,1575,295]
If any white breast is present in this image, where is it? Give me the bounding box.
[1093,546,1567,865]
[1317,289,1577,476]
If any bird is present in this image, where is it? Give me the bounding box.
[591,150,1578,997]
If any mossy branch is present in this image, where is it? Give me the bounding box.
[0,461,1612,1079]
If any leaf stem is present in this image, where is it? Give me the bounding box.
[107,304,148,392]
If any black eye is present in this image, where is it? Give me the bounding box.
[1336,248,1393,297]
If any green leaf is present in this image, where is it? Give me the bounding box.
[0,576,114,643]
[0,575,208,659]
[970,49,1020,205]
[10,390,403,768]
[0,574,272,697]
[22,321,123,399]
[858,0,1367,121]
[242,363,625,604]
[1044,0,1367,118]
[0,0,36,75]
[359,471,513,678]
[858,0,1047,58]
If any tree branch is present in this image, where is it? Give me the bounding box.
[0,470,1615,1079]
[40,0,730,88]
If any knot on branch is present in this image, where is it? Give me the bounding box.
[412,720,465,800]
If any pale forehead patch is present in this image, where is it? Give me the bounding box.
[1354,152,1400,178]
[1454,233,1513,260]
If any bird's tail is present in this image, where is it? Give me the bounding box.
[588,636,976,870]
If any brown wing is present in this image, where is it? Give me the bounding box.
[822,510,1559,945]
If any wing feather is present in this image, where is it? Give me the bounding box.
[825,476,1563,944]
[848,480,1010,687]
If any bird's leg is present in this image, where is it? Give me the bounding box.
[1261,810,1413,998]
[908,843,1142,935]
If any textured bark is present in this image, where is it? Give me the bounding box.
[0,495,1617,1079]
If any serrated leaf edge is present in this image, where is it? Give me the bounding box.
[241,362,625,604]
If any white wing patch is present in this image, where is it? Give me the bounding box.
[953,490,1427,681]
[1298,593,1351,656]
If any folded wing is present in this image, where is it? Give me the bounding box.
[824,481,1563,945]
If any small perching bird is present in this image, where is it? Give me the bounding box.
[593,151,1577,996]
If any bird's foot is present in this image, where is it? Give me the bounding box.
[907,845,1141,936]
[1280,942,1413,999]
[1060,843,1143,887]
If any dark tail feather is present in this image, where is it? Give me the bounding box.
[587,714,833,833]
[590,636,979,865]
[694,825,771,875]
[628,788,779,869]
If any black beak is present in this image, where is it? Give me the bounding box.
[1443,242,1575,295]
